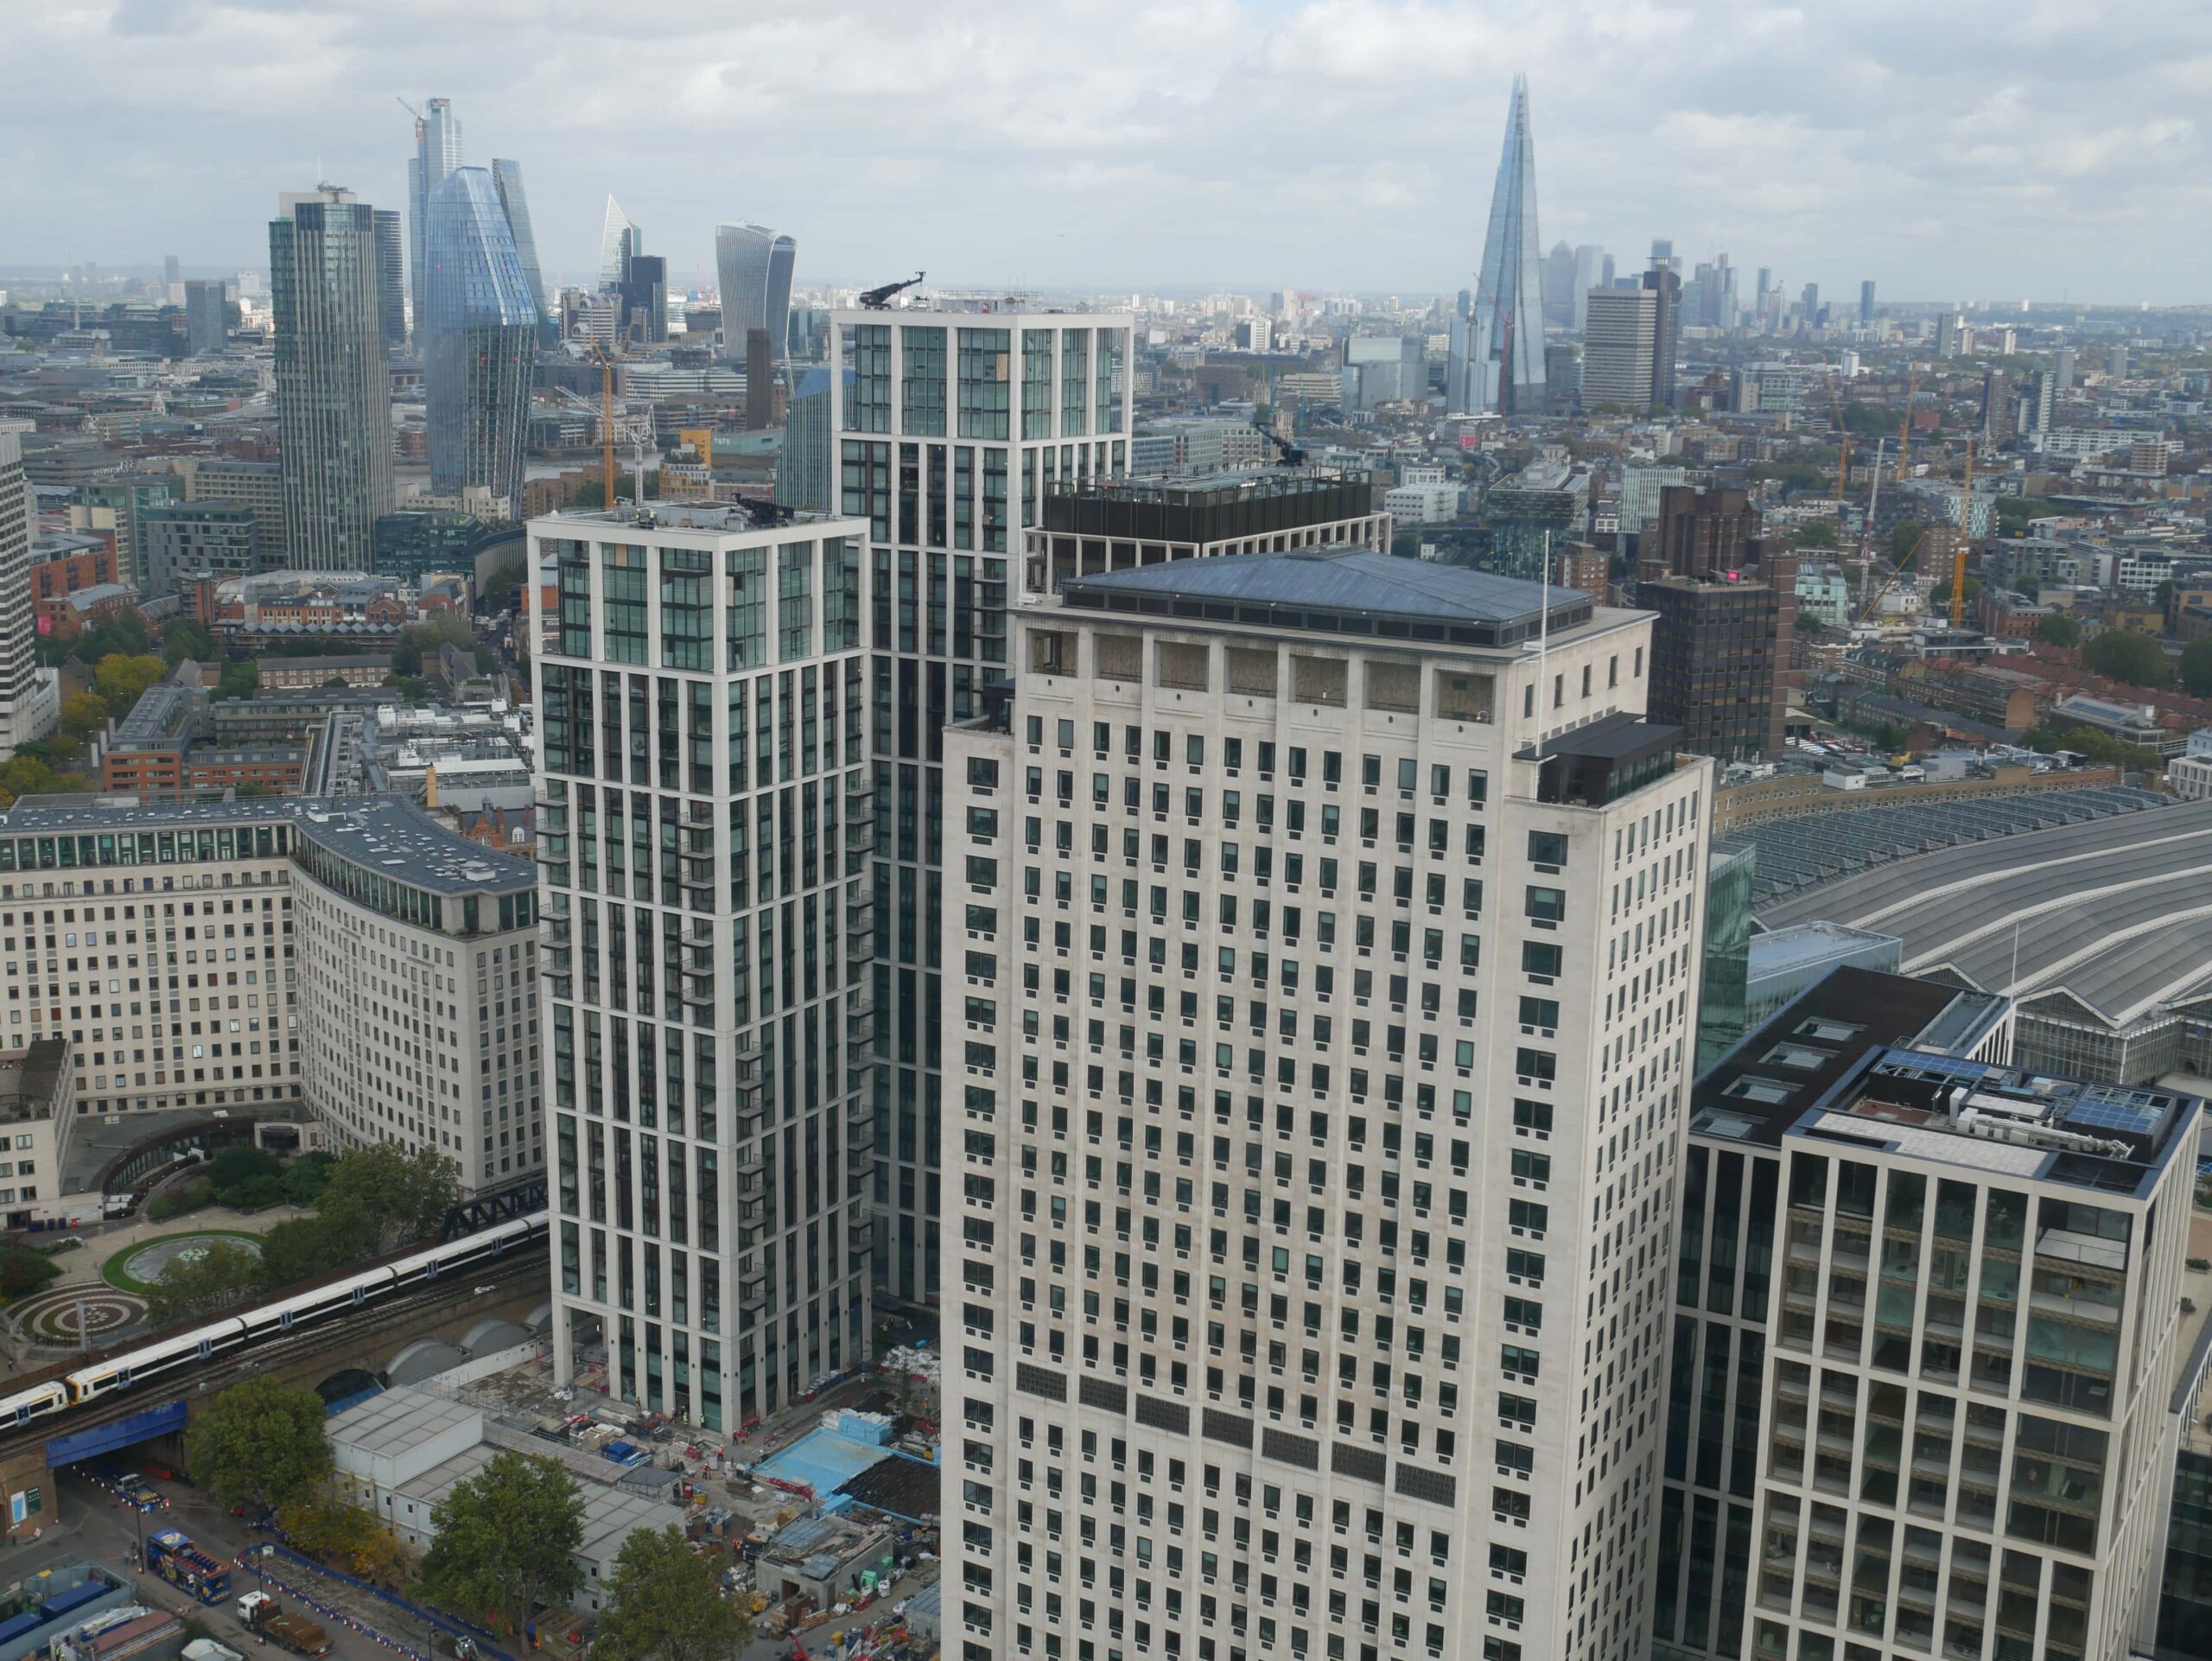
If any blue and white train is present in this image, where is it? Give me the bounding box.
[0,1211,545,1429]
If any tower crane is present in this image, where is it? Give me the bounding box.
[1950,441,1976,628]
[1824,375,1853,513]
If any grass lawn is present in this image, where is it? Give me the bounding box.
[102,1230,266,1295]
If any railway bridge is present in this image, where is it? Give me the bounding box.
[0,1245,547,1537]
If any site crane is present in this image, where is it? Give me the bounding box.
[859,272,926,311]
[1824,375,1853,512]
[1249,422,1306,468]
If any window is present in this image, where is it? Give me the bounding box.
[1521,943,1561,979]
[1522,888,1565,925]
[1525,831,1567,869]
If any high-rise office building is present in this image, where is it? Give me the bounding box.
[618,255,668,345]
[1582,288,1661,410]
[423,167,539,515]
[598,197,642,291]
[176,457,284,570]
[0,423,58,758]
[830,302,1134,1302]
[1654,964,2191,1661]
[372,209,405,353]
[1470,73,1547,414]
[527,500,874,1429]
[490,159,550,331]
[944,549,1710,1661]
[2055,346,2076,393]
[1639,487,1793,763]
[405,96,463,330]
[183,279,227,355]
[774,367,851,515]
[715,222,798,378]
[1859,279,1877,323]
[745,329,773,430]
[1542,239,1577,329]
[1644,264,1682,407]
[270,186,395,570]
[1446,289,1475,413]
[162,254,182,304]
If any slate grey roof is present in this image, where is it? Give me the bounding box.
[1758,795,2212,1027]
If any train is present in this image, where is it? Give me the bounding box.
[0,1210,546,1429]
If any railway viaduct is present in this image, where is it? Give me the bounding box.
[0,1246,548,1537]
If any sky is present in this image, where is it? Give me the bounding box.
[3,0,2211,304]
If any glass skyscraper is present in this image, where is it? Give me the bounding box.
[406,96,463,334]
[490,159,551,341]
[271,187,394,570]
[598,196,642,291]
[830,303,1133,1302]
[372,208,405,353]
[423,167,538,516]
[772,366,849,514]
[715,222,797,372]
[1471,73,1548,414]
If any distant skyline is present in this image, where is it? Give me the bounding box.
[3,0,2210,305]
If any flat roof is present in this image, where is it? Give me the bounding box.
[328,1385,480,1460]
[1749,922,1904,981]
[1057,546,1599,648]
[0,793,534,897]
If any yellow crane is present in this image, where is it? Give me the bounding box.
[1825,375,1853,512]
[588,340,620,507]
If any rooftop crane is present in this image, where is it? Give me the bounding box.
[1249,422,1306,468]
[859,272,926,311]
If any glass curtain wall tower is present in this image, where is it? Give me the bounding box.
[270,187,394,570]
[372,210,405,353]
[715,222,798,374]
[491,159,551,341]
[423,168,539,516]
[1471,73,1548,415]
[405,97,463,338]
[599,197,643,291]
[529,502,875,1429]
[830,303,1134,1303]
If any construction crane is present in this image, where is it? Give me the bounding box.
[585,341,625,506]
[1823,374,1853,513]
[1896,366,1920,483]
[1249,422,1306,468]
[1950,440,1976,627]
[859,272,925,311]
[1856,437,1887,611]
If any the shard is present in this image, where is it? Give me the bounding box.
[1469,73,1547,415]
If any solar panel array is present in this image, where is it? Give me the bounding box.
[2062,1095,2166,1137]
[1719,787,2171,907]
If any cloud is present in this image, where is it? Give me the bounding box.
[0,0,2208,300]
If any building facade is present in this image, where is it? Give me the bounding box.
[183,280,227,355]
[944,550,1712,1661]
[528,501,874,1430]
[422,168,538,517]
[0,424,58,758]
[271,187,396,570]
[715,222,798,375]
[293,799,540,1192]
[143,500,257,599]
[1657,966,2191,1661]
[177,459,285,571]
[405,96,463,329]
[830,302,1135,1304]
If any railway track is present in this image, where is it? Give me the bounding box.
[0,1245,548,1464]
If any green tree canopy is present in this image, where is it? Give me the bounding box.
[256,1212,376,1289]
[0,1244,59,1299]
[146,1239,263,1327]
[2021,723,2164,770]
[1794,521,1839,549]
[92,653,168,716]
[419,1452,584,1636]
[2033,614,2082,649]
[212,661,258,701]
[161,618,218,666]
[2180,638,2212,698]
[319,1142,460,1254]
[590,1526,750,1661]
[184,1376,332,1515]
[59,692,108,745]
[2082,628,2171,690]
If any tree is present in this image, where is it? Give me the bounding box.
[2082,628,2171,690]
[418,1453,584,1637]
[2022,723,2164,771]
[591,1526,750,1661]
[1793,520,1839,549]
[59,692,108,745]
[207,1145,281,1193]
[2182,638,2212,698]
[1887,523,1923,564]
[0,1244,59,1299]
[162,619,218,666]
[317,1142,460,1253]
[279,1492,414,1588]
[281,1152,337,1206]
[92,653,168,716]
[184,1376,332,1515]
[212,661,258,702]
[146,1239,263,1326]
[0,756,59,810]
[256,1212,375,1289]
[2033,614,2082,649]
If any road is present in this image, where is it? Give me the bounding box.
[14,1472,446,1661]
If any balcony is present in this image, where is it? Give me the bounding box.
[733,1154,769,1192]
